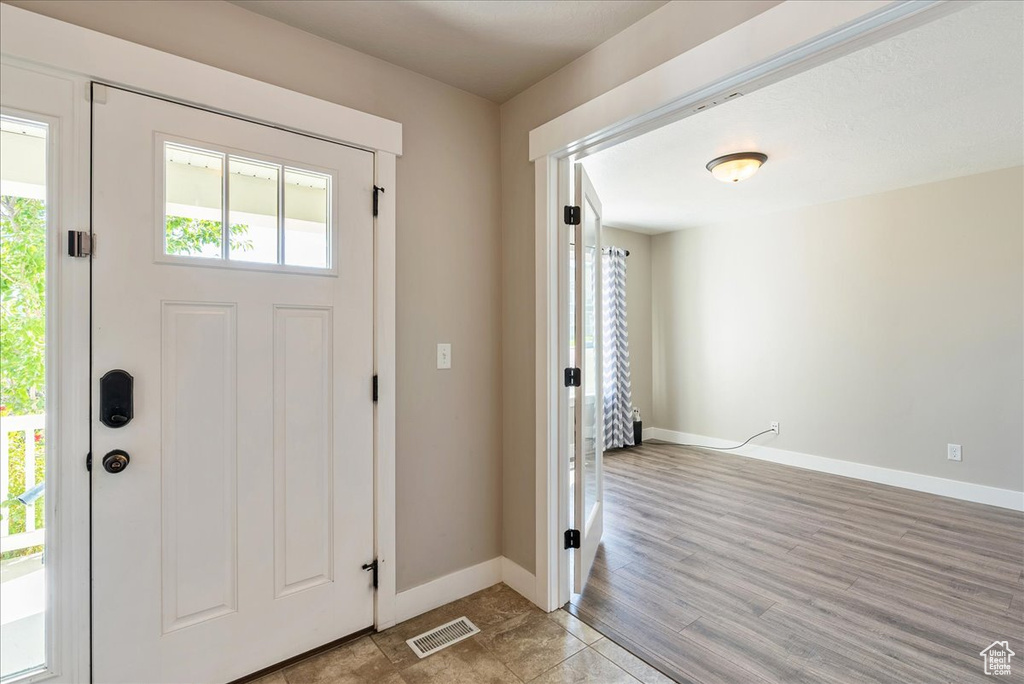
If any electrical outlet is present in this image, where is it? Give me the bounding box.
[770,421,780,435]
[947,443,962,462]
[436,343,451,370]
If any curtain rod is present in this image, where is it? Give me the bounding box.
[602,247,630,256]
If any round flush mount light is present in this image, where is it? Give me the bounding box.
[706,152,768,184]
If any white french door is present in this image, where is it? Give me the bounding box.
[91,86,375,683]
[572,164,603,593]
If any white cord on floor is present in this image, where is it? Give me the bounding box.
[671,428,775,451]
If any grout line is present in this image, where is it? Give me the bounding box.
[521,643,588,683]
[588,646,646,683]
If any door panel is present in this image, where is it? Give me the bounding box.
[273,305,334,598]
[573,164,603,593]
[160,302,238,633]
[91,87,374,684]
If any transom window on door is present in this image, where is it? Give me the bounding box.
[162,141,333,270]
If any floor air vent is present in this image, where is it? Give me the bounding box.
[406,617,480,658]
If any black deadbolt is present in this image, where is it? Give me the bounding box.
[102,449,130,474]
[100,369,134,428]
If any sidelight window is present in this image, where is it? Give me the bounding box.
[1,115,49,682]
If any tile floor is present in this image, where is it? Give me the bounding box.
[253,584,672,683]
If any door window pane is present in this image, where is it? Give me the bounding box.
[0,115,49,681]
[284,169,329,269]
[582,196,599,532]
[161,141,334,272]
[228,158,279,264]
[164,144,225,259]
[568,229,577,565]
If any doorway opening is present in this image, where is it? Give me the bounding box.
[546,1,1024,681]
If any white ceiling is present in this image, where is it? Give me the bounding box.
[229,0,666,103]
[583,2,1024,235]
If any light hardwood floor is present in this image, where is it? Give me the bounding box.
[568,441,1024,683]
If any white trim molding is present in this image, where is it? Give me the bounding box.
[395,559,502,623]
[529,0,950,161]
[534,155,561,612]
[373,151,399,629]
[0,59,92,684]
[0,4,401,156]
[394,557,538,624]
[645,428,1024,513]
[501,557,538,606]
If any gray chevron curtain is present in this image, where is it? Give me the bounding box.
[603,248,634,449]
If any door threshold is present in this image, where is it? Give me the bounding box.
[228,626,375,684]
[564,601,683,684]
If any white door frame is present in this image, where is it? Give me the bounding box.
[528,0,961,611]
[0,60,91,684]
[0,7,403,682]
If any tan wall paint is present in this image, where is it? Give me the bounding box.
[602,227,653,425]
[7,0,503,591]
[650,168,1024,491]
[499,0,780,570]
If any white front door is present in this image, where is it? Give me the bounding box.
[91,86,375,684]
[573,164,603,593]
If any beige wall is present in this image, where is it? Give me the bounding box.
[7,0,503,591]
[602,227,653,424]
[650,168,1024,491]
[499,0,780,570]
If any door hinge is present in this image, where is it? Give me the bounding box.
[564,529,581,549]
[373,185,385,217]
[68,230,93,257]
[86,452,92,472]
[372,375,378,403]
[564,205,581,225]
[564,367,581,387]
[362,559,379,589]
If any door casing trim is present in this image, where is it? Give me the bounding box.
[0,6,400,157]
[0,63,91,684]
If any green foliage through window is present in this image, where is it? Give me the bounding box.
[1,196,46,417]
[165,215,253,256]
[1,195,46,558]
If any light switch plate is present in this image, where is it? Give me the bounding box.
[437,343,451,370]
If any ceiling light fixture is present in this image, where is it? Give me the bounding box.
[706,152,767,184]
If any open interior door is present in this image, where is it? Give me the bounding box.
[572,163,603,593]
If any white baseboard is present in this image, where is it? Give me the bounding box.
[395,558,501,623]
[394,556,538,624]
[501,557,537,605]
[643,428,1024,512]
